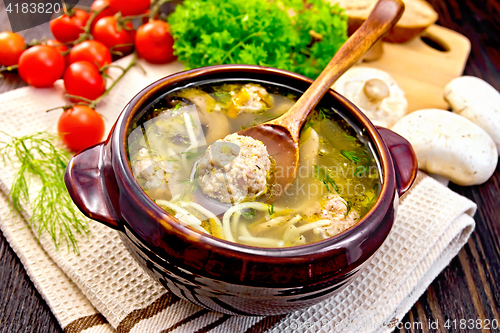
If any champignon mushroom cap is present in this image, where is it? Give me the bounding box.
[444,75,500,154]
[332,66,408,128]
[174,88,230,144]
[391,109,498,186]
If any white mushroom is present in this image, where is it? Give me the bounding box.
[299,127,319,168]
[174,88,231,144]
[391,109,498,186]
[444,76,500,154]
[332,67,408,128]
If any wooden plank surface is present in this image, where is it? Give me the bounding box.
[366,24,471,112]
[0,0,499,332]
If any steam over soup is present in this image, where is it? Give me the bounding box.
[126,81,381,247]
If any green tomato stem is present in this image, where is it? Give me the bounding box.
[149,0,173,21]
[89,52,138,108]
[0,64,19,73]
[72,6,107,45]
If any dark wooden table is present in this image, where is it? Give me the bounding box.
[1,1,499,332]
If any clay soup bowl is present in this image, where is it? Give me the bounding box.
[64,63,417,315]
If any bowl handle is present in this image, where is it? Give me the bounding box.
[376,126,418,196]
[64,143,121,230]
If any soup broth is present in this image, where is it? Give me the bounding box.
[126,81,380,247]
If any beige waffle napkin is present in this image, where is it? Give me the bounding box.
[0,55,476,333]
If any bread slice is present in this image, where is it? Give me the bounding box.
[331,0,439,43]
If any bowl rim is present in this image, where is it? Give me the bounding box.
[112,64,397,259]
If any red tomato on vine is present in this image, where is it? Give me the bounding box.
[69,40,112,69]
[50,9,90,43]
[18,45,65,87]
[90,0,119,31]
[64,61,106,103]
[135,20,175,64]
[43,39,70,71]
[58,105,105,152]
[92,16,135,55]
[109,0,150,16]
[0,32,25,67]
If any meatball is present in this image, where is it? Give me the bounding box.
[197,133,271,203]
[227,84,273,117]
[310,194,359,239]
[131,148,178,192]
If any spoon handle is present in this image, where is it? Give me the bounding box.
[273,0,405,140]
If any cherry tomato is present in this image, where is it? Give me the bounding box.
[92,16,135,55]
[18,45,65,87]
[43,39,69,71]
[69,40,112,69]
[109,0,150,16]
[135,20,175,64]
[64,61,106,103]
[58,105,105,152]
[90,0,118,31]
[50,9,90,43]
[0,32,26,66]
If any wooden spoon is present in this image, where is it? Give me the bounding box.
[238,0,405,196]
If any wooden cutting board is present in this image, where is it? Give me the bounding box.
[361,24,471,112]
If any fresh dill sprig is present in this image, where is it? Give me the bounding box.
[241,208,256,220]
[340,149,371,178]
[303,118,317,132]
[0,132,89,253]
[340,150,361,163]
[340,149,370,168]
[354,165,368,177]
[318,108,327,122]
[268,203,274,216]
[181,150,204,160]
[303,109,328,132]
[344,199,353,217]
[314,165,340,194]
[213,91,230,97]
[343,133,358,141]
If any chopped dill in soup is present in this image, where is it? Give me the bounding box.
[126,81,380,247]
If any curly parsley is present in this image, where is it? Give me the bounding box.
[168,0,348,79]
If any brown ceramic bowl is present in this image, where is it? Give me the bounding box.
[64,65,417,316]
